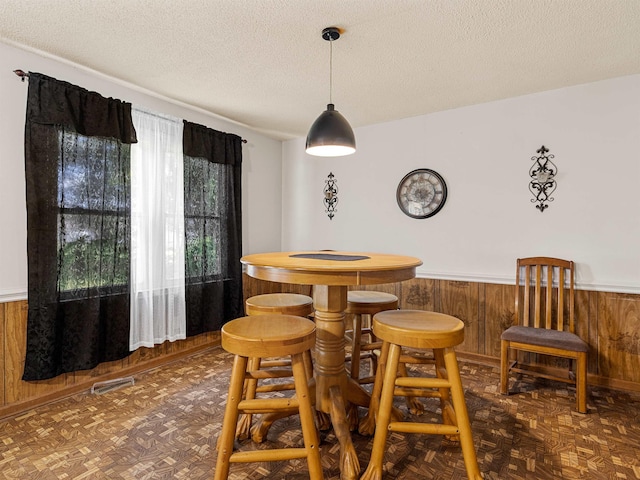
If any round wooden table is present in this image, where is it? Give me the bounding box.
[241,251,422,480]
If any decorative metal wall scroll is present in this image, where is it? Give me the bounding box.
[323,172,338,219]
[529,145,557,212]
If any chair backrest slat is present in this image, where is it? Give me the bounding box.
[515,257,575,334]
[534,264,542,328]
[545,265,553,329]
[522,265,530,327]
[557,267,565,331]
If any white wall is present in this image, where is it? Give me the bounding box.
[3,41,637,297]
[0,41,283,301]
[282,75,640,293]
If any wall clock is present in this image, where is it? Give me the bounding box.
[396,168,448,219]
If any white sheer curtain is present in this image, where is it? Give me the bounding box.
[130,108,186,349]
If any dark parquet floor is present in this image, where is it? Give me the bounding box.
[1,346,640,479]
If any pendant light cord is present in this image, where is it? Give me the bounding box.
[329,38,333,104]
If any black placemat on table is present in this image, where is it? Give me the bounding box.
[289,253,370,261]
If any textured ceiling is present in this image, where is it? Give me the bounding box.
[1,0,639,140]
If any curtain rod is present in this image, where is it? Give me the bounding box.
[14,69,29,81]
[13,69,247,144]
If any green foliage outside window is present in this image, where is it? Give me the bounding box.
[56,131,130,294]
[184,156,223,280]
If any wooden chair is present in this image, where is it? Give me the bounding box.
[500,257,589,413]
[360,310,482,480]
[215,314,323,480]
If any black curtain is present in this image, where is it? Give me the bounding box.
[182,121,243,335]
[23,73,137,381]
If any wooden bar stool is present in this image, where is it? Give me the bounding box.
[215,314,323,480]
[238,293,314,441]
[360,310,482,480]
[345,290,398,385]
[346,290,425,423]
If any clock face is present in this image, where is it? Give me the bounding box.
[396,169,448,219]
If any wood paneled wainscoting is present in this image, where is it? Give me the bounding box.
[0,300,220,420]
[245,274,640,393]
[1,275,639,419]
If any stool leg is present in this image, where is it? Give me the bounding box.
[214,354,248,480]
[347,313,367,431]
[291,352,323,480]
[303,350,314,381]
[361,342,402,480]
[364,315,382,383]
[434,349,458,434]
[442,348,481,480]
[236,356,261,440]
[346,314,362,430]
[350,313,363,381]
[358,340,390,436]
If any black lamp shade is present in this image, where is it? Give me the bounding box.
[305,104,356,157]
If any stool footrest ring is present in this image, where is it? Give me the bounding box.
[230,447,310,463]
[389,421,459,436]
[395,377,451,389]
[248,369,294,380]
[256,382,296,393]
[394,387,444,398]
[237,397,300,412]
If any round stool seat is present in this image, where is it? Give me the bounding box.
[373,310,464,350]
[246,293,313,317]
[222,315,316,358]
[347,290,398,314]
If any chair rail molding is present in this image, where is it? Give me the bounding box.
[413,271,640,294]
[0,289,28,303]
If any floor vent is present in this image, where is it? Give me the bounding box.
[91,376,135,395]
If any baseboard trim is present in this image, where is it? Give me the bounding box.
[0,339,221,422]
[3,342,638,421]
[456,351,501,368]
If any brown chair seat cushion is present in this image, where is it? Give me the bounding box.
[501,325,588,352]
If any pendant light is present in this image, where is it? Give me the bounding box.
[305,27,356,157]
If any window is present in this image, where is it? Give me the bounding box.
[23,73,242,381]
[184,157,223,279]
[57,130,130,295]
